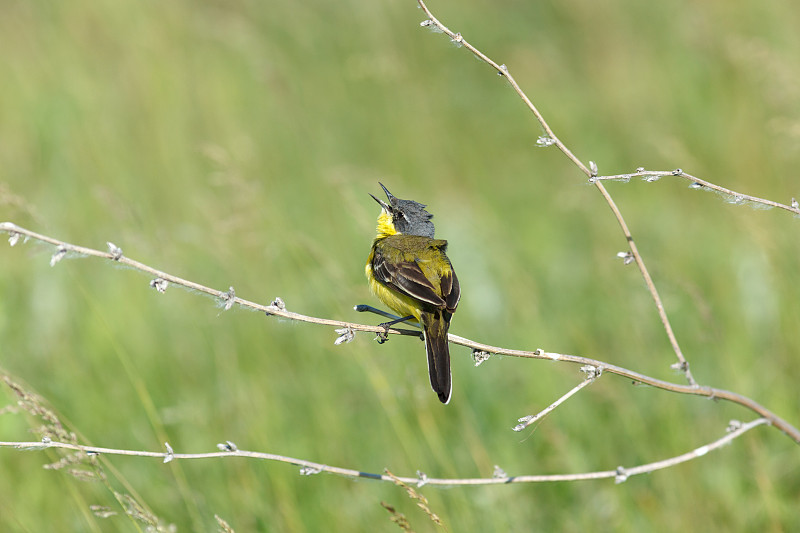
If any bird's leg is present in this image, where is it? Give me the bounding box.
[354,304,401,321]
[354,305,421,342]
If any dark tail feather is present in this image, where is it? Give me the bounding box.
[422,311,452,404]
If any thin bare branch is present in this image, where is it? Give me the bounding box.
[513,366,601,432]
[455,334,799,443]
[593,169,800,215]
[0,222,401,340]
[591,180,696,384]
[415,0,699,385]
[2,222,798,443]
[0,418,770,486]
[416,1,587,173]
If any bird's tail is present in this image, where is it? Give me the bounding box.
[422,311,452,404]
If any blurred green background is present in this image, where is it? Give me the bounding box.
[1,0,799,531]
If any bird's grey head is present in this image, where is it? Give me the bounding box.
[370,182,435,238]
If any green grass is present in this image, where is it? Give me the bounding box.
[2,0,799,531]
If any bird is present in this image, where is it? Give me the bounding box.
[365,183,460,404]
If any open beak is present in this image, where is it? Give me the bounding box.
[370,182,395,212]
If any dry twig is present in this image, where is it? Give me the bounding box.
[416,0,704,386]
[1,222,798,444]
[0,418,770,486]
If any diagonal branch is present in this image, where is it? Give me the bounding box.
[513,366,602,432]
[591,181,695,383]
[415,0,701,385]
[417,3,586,173]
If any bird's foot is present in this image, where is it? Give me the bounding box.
[376,322,392,344]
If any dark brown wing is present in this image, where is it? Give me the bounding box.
[372,247,446,308]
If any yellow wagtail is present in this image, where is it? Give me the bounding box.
[365,183,460,403]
